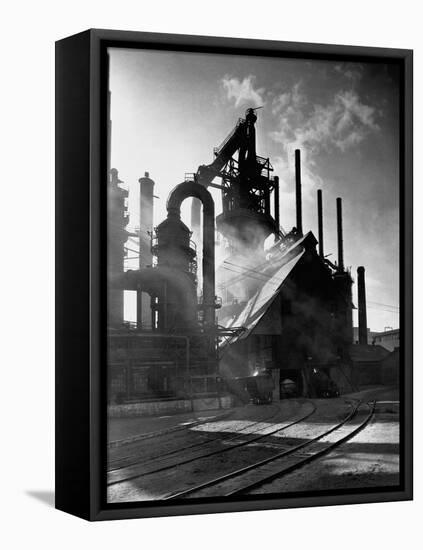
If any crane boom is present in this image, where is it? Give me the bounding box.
[195,117,246,186]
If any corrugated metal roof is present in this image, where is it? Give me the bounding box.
[218,236,307,344]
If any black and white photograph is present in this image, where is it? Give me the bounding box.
[2,0,420,542]
[106,47,402,504]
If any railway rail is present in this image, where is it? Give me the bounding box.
[108,400,318,487]
[163,400,375,499]
[108,403,281,471]
[108,407,236,450]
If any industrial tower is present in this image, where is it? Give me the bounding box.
[191,108,280,255]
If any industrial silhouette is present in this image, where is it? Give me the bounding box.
[107,107,398,408]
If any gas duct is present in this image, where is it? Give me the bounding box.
[167,180,216,328]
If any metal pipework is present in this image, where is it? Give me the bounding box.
[357,266,368,345]
[317,189,324,258]
[190,197,202,245]
[295,149,303,235]
[336,197,344,271]
[167,180,216,327]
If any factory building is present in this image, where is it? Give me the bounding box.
[211,146,354,398]
[107,108,396,411]
[349,266,399,387]
[108,175,222,407]
[217,229,354,399]
[372,328,400,352]
[107,168,129,328]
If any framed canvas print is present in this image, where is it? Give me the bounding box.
[55,29,413,521]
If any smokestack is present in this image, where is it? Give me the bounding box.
[107,88,111,178]
[317,189,324,258]
[336,197,344,271]
[274,175,280,234]
[295,149,303,235]
[357,266,368,345]
[137,171,155,329]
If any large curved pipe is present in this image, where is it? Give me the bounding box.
[167,181,215,327]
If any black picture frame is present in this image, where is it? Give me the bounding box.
[55,28,413,521]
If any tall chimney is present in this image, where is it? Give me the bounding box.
[357,266,368,345]
[336,197,344,271]
[107,88,111,178]
[317,189,324,258]
[295,149,303,235]
[274,175,280,235]
[137,171,155,329]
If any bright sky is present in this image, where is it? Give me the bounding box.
[108,47,400,332]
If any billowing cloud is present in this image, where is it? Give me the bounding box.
[221,75,265,108]
[270,84,380,203]
[271,81,304,116]
[333,62,364,82]
[220,72,382,236]
[272,87,379,155]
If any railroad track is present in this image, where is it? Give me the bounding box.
[108,400,318,487]
[108,403,282,472]
[108,407,237,450]
[162,400,375,499]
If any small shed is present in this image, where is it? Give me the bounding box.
[349,344,391,386]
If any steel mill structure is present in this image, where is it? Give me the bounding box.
[107,108,392,410]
